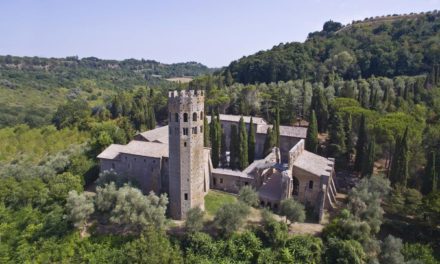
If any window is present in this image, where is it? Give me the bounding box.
[183,113,188,122]
[183,128,189,135]
[175,113,179,122]
[220,178,223,184]
[193,112,197,121]
[184,142,187,147]
[213,178,217,186]
[245,182,249,186]
[184,193,188,200]
[200,111,203,120]
[192,127,197,134]
[309,180,314,190]
[200,126,203,133]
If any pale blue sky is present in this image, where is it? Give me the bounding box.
[0,0,438,67]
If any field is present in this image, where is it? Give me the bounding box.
[204,190,236,216]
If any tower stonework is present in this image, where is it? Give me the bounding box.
[168,90,206,220]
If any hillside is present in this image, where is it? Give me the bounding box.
[0,56,213,127]
[225,10,440,84]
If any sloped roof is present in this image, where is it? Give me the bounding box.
[97,140,169,160]
[256,124,307,138]
[136,126,169,144]
[207,114,267,125]
[292,150,333,178]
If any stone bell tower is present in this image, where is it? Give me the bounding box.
[168,90,206,220]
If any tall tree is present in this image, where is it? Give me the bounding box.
[354,114,367,172]
[263,127,274,157]
[210,112,220,168]
[344,114,354,161]
[203,115,210,147]
[361,136,375,177]
[329,113,346,153]
[248,117,256,164]
[389,127,409,186]
[305,110,319,153]
[230,125,239,170]
[225,69,234,86]
[422,151,438,194]
[220,131,227,167]
[310,87,329,133]
[274,107,281,147]
[238,117,249,170]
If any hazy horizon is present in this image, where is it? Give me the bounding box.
[1,0,439,68]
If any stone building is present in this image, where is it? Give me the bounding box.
[97,90,337,221]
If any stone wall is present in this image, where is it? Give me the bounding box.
[211,169,254,193]
[100,154,164,194]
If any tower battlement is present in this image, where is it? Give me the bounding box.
[168,89,204,99]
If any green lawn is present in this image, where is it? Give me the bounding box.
[205,190,236,216]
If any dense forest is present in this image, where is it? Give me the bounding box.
[0,55,212,127]
[0,10,439,264]
[225,11,440,84]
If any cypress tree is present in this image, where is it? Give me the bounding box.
[274,107,281,147]
[210,112,219,168]
[361,136,375,177]
[225,70,233,86]
[238,117,249,170]
[263,127,273,157]
[389,127,409,186]
[305,110,319,153]
[203,116,210,147]
[248,117,256,164]
[422,151,438,194]
[354,114,368,172]
[220,130,227,168]
[230,125,239,170]
[329,113,346,153]
[216,113,222,154]
[311,87,329,133]
[344,114,354,160]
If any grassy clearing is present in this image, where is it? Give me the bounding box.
[204,190,236,216]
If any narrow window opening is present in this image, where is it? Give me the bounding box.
[193,112,197,121]
[183,113,188,122]
[309,180,314,189]
[184,193,188,200]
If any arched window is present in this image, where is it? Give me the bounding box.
[174,113,179,122]
[308,180,314,190]
[200,111,204,120]
[183,113,188,122]
[193,112,198,121]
